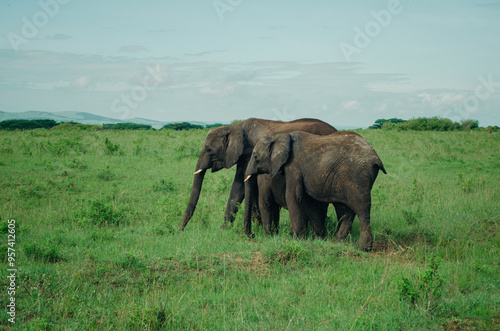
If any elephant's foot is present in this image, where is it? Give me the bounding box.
[359,231,374,252]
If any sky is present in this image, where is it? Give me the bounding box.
[1,0,499,128]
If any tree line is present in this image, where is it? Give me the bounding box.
[369,117,498,132]
[0,120,225,131]
[0,118,497,132]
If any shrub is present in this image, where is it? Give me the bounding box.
[102,123,153,130]
[51,122,101,131]
[369,118,406,129]
[161,122,204,131]
[205,123,225,129]
[460,119,479,130]
[395,117,474,131]
[399,256,444,312]
[369,117,484,131]
[104,137,120,155]
[0,119,58,130]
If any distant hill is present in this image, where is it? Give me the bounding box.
[0,111,213,129]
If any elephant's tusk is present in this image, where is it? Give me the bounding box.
[244,175,252,182]
[193,169,203,175]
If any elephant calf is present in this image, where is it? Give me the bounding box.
[245,131,387,251]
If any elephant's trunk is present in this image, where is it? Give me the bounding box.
[243,175,256,238]
[179,169,206,231]
[179,149,212,231]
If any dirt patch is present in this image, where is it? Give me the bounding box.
[249,251,270,274]
[442,318,497,331]
[216,251,269,275]
[370,239,415,265]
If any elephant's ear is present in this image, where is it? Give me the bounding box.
[270,134,291,177]
[224,126,245,168]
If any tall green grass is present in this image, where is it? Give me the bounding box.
[0,128,498,330]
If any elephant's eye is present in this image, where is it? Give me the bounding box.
[206,146,213,153]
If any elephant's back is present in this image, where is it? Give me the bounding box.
[272,119,338,136]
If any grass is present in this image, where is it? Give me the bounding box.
[0,127,498,330]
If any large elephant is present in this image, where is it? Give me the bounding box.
[244,131,387,251]
[179,118,337,231]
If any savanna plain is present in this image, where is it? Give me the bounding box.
[0,125,499,330]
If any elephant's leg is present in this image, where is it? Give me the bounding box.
[223,164,247,227]
[305,195,327,238]
[347,193,374,251]
[286,183,307,238]
[334,203,356,241]
[270,205,281,235]
[259,196,280,235]
[355,205,373,251]
[258,177,280,235]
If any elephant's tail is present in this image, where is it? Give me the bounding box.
[375,160,387,175]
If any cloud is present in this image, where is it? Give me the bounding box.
[72,76,92,89]
[25,81,69,90]
[119,45,148,53]
[224,71,257,82]
[341,100,360,109]
[147,29,185,33]
[418,92,466,107]
[45,33,72,40]
[199,84,235,97]
[2,49,498,126]
[184,50,226,57]
[267,25,286,31]
[184,51,212,57]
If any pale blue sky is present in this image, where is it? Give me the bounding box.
[1,0,499,127]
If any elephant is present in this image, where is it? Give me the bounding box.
[179,118,337,232]
[244,131,387,251]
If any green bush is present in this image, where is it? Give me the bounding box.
[399,256,444,312]
[104,137,120,155]
[398,117,455,131]
[369,118,406,129]
[161,122,204,130]
[460,119,479,130]
[0,119,58,130]
[370,117,482,131]
[205,123,225,129]
[102,123,153,130]
[52,122,101,131]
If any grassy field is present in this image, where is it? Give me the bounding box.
[0,126,499,330]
